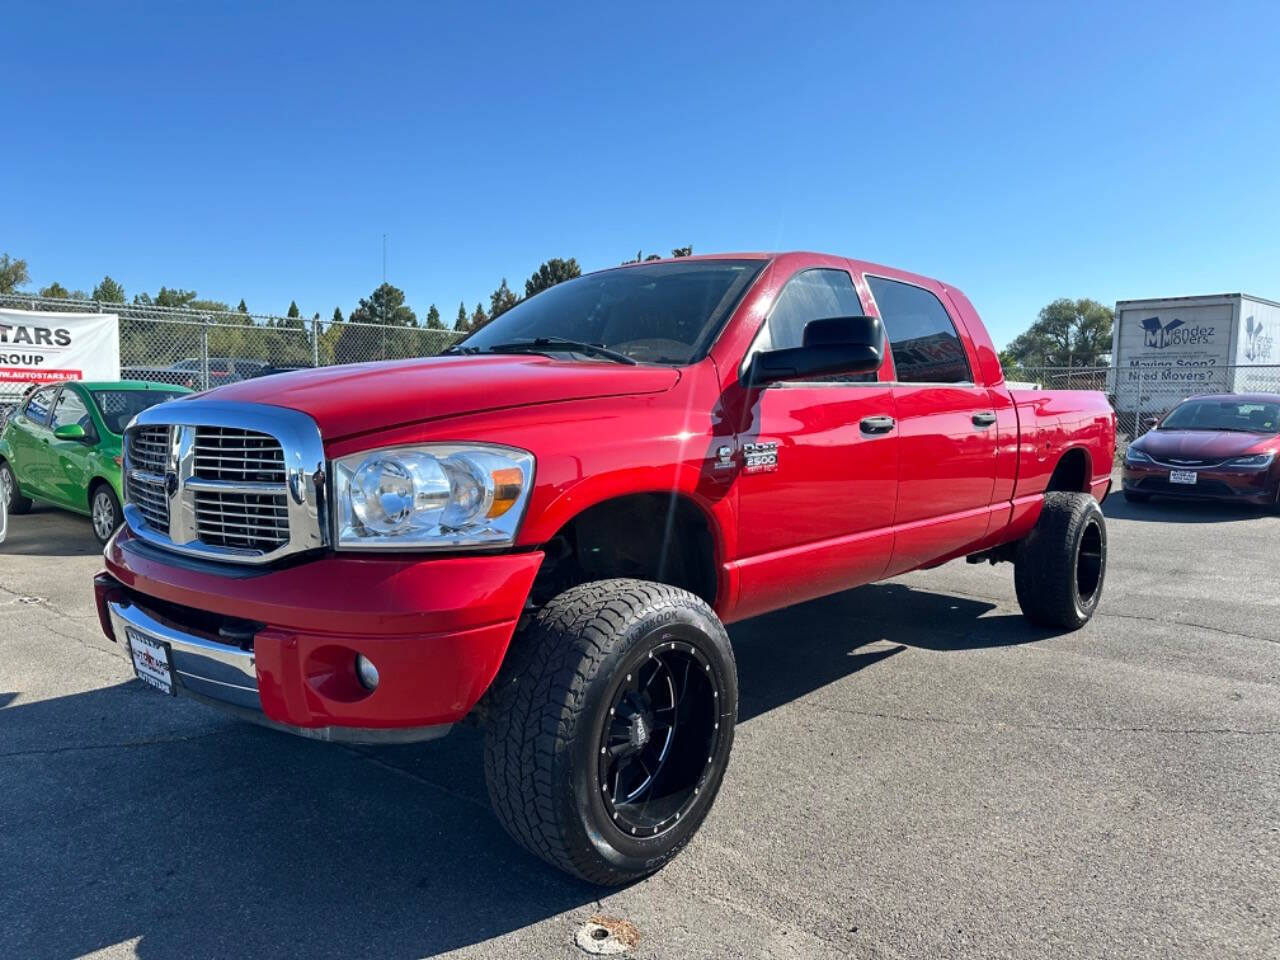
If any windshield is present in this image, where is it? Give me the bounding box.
[456,259,765,364]
[1160,398,1280,433]
[91,389,186,435]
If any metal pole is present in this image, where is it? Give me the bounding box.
[201,317,210,391]
[312,316,320,368]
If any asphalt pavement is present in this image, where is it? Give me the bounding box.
[1,489,1276,959]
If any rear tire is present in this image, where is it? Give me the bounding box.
[1122,489,1150,504]
[0,460,32,515]
[90,483,122,544]
[1015,492,1107,630]
[483,579,737,885]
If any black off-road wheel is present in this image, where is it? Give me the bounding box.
[1014,492,1107,630]
[0,460,32,515]
[484,579,737,885]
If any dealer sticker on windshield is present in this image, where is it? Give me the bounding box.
[1169,470,1198,485]
[127,628,175,695]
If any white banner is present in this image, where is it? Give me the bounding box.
[0,308,121,401]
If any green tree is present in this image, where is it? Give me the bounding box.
[39,282,70,299]
[335,283,418,362]
[454,301,470,333]
[92,276,126,303]
[489,278,518,321]
[287,300,300,319]
[671,245,693,258]
[0,253,29,294]
[237,298,249,313]
[1002,298,1114,369]
[471,301,489,330]
[525,257,581,298]
[332,306,344,324]
[424,304,444,330]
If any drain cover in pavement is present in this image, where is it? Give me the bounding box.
[575,915,641,955]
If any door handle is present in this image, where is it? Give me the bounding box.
[972,411,996,428]
[860,415,896,435]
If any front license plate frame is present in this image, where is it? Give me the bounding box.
[1169,470,1198,485]
[127,627,176,696]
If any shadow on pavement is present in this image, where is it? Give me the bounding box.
[0,505,102,557]
[1102,490,1271,524]
[0,579,1058,958]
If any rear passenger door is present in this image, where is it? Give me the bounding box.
[47,385,97,510]
[864,276,998,577]
[9,385,60,498]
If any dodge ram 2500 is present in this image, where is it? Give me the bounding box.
[93,252,1115,884]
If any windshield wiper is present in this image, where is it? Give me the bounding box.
[479,337,639,365]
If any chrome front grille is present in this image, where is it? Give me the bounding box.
[191,427,290,552]
[194,427,286,483]
[126,426,172,531]
[122,402,327,565]
[194,491,290,550]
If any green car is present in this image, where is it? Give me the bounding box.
[0,380,192,544]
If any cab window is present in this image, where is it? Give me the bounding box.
[867,276,972,384]
[749,269,873,382]
[22,386,59,426]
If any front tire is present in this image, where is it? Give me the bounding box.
[0,460,32,515]
[484,579,737,885]
[90,483,122,544]
[1015,492,1107,630]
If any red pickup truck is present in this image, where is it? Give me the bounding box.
[93,252,1115,883]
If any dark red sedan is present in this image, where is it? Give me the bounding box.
[1122,393,1280,508]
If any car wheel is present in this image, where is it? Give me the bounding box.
[0,460,33,515]
[1014,492,1108,630]
[1122,489,1151,503]
[484,578,737,885]
[90,484,122,544]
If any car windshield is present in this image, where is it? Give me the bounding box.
[1160,398,1280,433]
[91,389,186,435]
[453,259,765,365]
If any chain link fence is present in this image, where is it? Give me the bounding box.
[1008,363,1280,452]
[0,293,463,407]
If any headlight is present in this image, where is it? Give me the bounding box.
[1125,446,1153,464]
[1226,452,1275,469]
[333,443,534,550]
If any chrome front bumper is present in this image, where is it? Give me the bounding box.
[108,598,260,710]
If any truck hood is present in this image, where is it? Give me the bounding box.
[1135,429,1279,460]
[196,355,681,440]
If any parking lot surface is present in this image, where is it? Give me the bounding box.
[1,489,1277,960]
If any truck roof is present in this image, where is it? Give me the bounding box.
[1116,293,1280,309]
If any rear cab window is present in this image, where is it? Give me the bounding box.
[865,276,973,384]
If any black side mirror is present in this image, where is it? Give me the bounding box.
[745,315,884,386]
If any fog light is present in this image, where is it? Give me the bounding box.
[355,654,380,690]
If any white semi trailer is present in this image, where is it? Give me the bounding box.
[1110,293,1279,415]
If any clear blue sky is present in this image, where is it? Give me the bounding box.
[8,0,1279,345]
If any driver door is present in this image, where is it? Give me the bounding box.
[10,385,60,499]
[731,265,899,620]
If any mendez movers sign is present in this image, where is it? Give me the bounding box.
[0,308,121,400]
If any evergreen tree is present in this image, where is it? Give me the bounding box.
[525,257,581,297]
[237,298,248,313]
[332,306,344,324]
[455,302,470,332]
[471,302,488,330]
[489,278,518,320]
[424,304,444,330]
[39,282,70,298]
[287,300,300,318]
[92,276,126,303]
